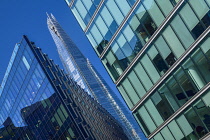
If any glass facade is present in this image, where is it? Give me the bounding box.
[68,0,210,139]
[0,36,128,139]
[102,0,210,81]
[150,87,210,140]
[0,37,78,139]
[47,13,144,140]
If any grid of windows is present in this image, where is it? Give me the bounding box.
[118,34,210,109]
[148,88,210,140]
[86,0,135,55]
[69,0,210,139]
[0,38,77,139]
[102,0,210,81]
[0,39,74,139]
[71,0,101,30]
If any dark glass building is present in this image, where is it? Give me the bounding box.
[0,35,128,140]
[66,0,210,140]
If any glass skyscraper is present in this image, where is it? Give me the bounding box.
[0,35,128,139]
[66,0,210,140]
[47,13,144,140]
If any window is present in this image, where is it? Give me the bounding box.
[96,40,108,54]
[153,54,168,74]
[22,56,30,70]
[135,12,157,43]
[191,22,205,38]
[165,53,176,67]
[192,11,210,38]
[151,92,174,120]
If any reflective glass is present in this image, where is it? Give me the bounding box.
[103,0,209,81]
[87,0,133,54]
[133,34,210,136]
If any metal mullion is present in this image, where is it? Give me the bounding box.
[164,125,177,140]
[200,45,210,64]
[84,0,105,32]
[147,83,210,139]
[99,0,142,59]
[200,132,210,140]
[127,76,141,102]
[172,72,192,101]
[69,0,75,7]
[132,68,148,98]
[152,44,171,74]
[181,66,199,93]
[115,0,186,86]
[164,81,182,110]
[190,51,208,84]
[204,0,210,7]
[192,104,210,133]
[143,103,160,133]
[130,26,210,112]
[187,1,207,38]
[121,84,135,107]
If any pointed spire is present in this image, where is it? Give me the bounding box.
[46,13,54,30]
[51,13,56,20]
[46,12,50,18]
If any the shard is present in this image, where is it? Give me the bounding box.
[47,13,143,140]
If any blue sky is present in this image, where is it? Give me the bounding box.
[0,0,121,99]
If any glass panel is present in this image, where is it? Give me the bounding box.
[189,0,209,19]
[183,59,206,90]
[134,63,153,91]
[122,78,140,105]
[22,56,30,70]
[193,100,210,131]
[191,49,210,83]
[153,133,164,140]
[142,0,165,26]
[106,1,124,25]
[151,91,174,120]
[200,37,210,55]
[163,26,185,58]
[71,6,86,30]
[141,55,160,83]
[90,24,103,45]
[155,36,171,59]
[202,90,210,108]
[166,77,187,106]
[179,3,199,30]
[128,71,146,98]
[145,99,164,126]
[174,68,198,99]
[152,53,169,76]
[184,107,207,138]
[155,0,173,16]
[168,120,185,140]
[139,106,157,133]
[115,0,131,16]
[177,115,194,137]
[74,0,89,25]
[171,15,194,49]
[118,85,133,109]
[60,104,69,119]
[160,127,175,140]
[158,84,179,111]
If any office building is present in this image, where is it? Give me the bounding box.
[47,13,144,139]
[0,35,127,139]
[66,0,210,139]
